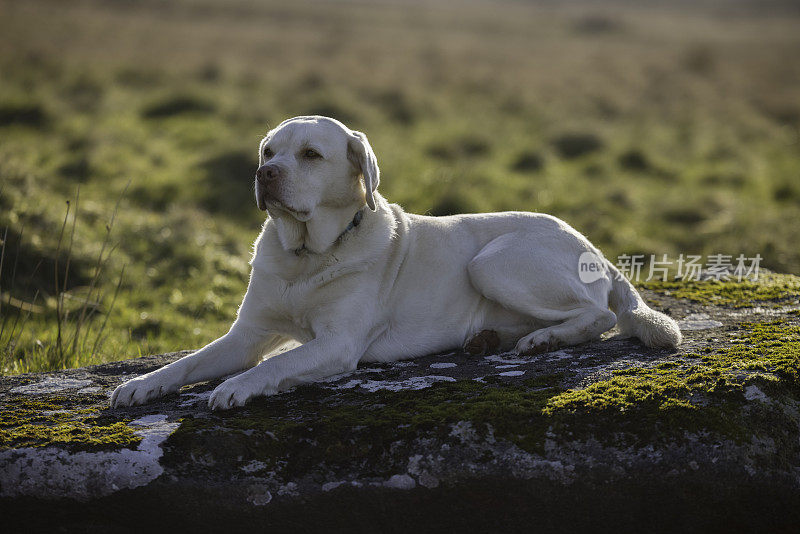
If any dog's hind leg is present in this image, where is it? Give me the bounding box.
[512,307,617,355]
[467,232,617,355]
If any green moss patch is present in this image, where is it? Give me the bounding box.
[545,321,800,441]
[0,396,141,451]
[641,273,800,307]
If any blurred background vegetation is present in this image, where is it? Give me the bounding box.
[1,0,799,374]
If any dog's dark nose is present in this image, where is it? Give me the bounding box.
[256,164,282,184]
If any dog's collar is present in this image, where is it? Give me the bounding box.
[294,209,364,256]
[340,208,364,238]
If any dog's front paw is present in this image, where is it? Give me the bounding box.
[110,371,179,408]
[208,374,276,411]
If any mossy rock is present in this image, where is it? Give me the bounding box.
[2,276,800,531]
[642,272,800,308]
[0,395,139,451]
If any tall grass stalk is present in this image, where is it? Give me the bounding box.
[71,187,127,362]
[0,188,126,374]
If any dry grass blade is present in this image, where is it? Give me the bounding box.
[90,265,126,360]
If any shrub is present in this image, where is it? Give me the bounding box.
[0,99,47,127]
[196,150,261,222]
[428,192,478,216]
[618,149,650,171]
[511,151,544,173]
[427,135,491,161]
[551,133,603,159]
[141,94,216,119]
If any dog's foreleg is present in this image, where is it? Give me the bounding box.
[111,327,285,407]
[208,336,361,410]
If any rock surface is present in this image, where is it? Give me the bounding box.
[2,278,800,532]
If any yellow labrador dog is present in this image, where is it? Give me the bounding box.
[112,116,681,410]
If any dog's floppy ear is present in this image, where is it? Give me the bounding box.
[347,130,380,211]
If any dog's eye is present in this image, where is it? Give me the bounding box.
[263,147,273,158]
[303,149,321,159]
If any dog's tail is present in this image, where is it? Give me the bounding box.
[605,260,682,348]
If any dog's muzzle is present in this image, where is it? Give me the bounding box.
[255,163,285,211]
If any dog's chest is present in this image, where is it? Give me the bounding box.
[256,260,361,336]
[259,275,318,329]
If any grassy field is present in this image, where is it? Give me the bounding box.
[1,0,799,374]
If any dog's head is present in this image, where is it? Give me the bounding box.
[255,116,380,222]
